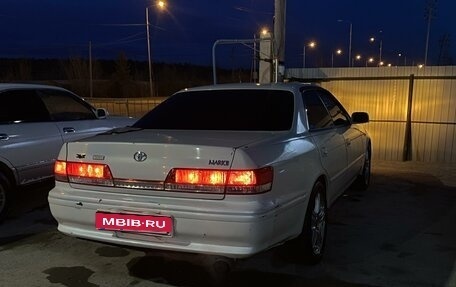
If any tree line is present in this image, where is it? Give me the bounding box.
[0,53,252,98]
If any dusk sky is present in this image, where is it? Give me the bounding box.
[1,0,455,68]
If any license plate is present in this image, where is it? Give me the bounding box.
[95,212,173,235]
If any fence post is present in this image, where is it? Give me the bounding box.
[126,99,130,117]
[402,74,414,161]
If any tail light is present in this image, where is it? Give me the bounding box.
[54,159,273,194]
[54,160,114,186]
[164,167,273,194]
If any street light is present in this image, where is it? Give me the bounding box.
[303,41,316,68]
[398,53,407,66]
[337,19,352,67]
[369,35,383,66]
[146,0,167,97]
[331,49,342,67]
[366,57,375,67]
[352,54,362,67]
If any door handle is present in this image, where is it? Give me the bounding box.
[63,127,76,133]
[0,133,9,140]
[346,140,351,146]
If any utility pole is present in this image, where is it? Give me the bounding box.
[89,41,93,98]
[337,20,352,67]
[146,7,154,97]
[252,34,258,83]
[274,0,286,82]
[424,0,437,66]
[438,33,451,65]
[259,31,273,83]
[349,22,352,67]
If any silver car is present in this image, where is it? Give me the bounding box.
[49,83,371,265]
[0,84,136,220]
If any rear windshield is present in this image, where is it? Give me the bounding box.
[133,89,294,131]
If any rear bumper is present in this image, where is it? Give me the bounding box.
[48,183,307,258]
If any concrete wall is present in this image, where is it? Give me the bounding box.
[287,66,456,163]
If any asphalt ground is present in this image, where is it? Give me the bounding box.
[0,160,455,287]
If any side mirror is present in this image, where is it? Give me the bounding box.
[96,108,109,119]
[352,112,369,124]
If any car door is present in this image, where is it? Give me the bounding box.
[0,89,64,185]
[302,89,348,203]
[317,90,363,182]
[37,89,110,143]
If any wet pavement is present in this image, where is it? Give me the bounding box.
[0,161,455,287]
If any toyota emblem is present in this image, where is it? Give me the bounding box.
[133,151,147,162]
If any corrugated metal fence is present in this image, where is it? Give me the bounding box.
[287,66,456,163]
[88,67,456,163]
[89,97,167,118]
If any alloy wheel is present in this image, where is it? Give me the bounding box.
[311,191,326,255]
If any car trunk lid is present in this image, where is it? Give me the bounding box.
[65,129,275,199]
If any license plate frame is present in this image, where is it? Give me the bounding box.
[95,211,173,236]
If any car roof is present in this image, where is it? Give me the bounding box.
[0,83,68,92]
[179,82,322,94]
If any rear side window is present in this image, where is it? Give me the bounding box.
[0,89,50,123]
[134,89,294,131]
[37,89,97,121]
[302,90,333,130]
[318,91,350,126]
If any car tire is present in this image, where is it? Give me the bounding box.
[297,180,327,264]
[355,146,371,190]
[0,173,12,222]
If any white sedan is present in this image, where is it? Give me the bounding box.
[49,83,371,264]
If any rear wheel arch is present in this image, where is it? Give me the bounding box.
[355,140,372,190]
[367,140,372,157]
[313,175,328,205]
[0,166,14,221]
[316,175,327,192]
[0,161,17,188]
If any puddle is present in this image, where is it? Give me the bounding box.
[44,266,98,287]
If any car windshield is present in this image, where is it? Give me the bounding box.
[133,89,294,131]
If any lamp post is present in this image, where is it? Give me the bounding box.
[337,19,352,67]
[369,36,383,66]
[366,57,375,67]
[146,1,166,97]
[302,41,316,68]
[398,53,407,66]
[351,54,362,67]
[146,7,153,97]
[331,49,342,67]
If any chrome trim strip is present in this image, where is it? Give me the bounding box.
[113,179,164,190]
